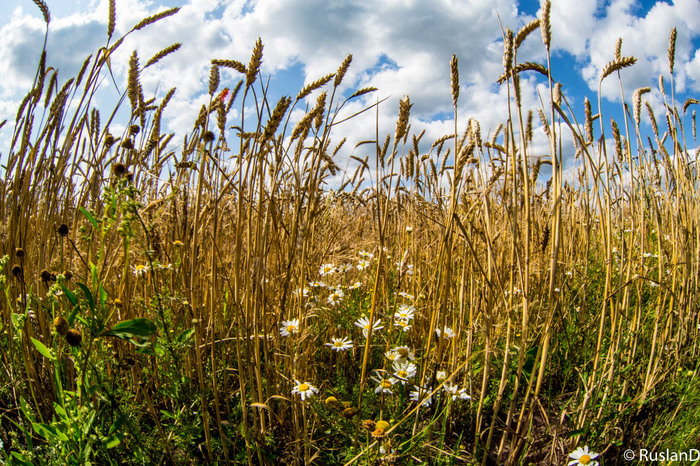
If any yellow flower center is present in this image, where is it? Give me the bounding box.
[298,383,309,391]
[380,380,392,388]
[364,324,370,329]
[579,455,591,464]
[333,341,343,347]
[287,325,296,332]
[398,370,408,378]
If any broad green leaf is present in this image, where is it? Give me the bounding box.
[61,285,78,306]
[33,422,69,442]
[79,206,99,231]
[104,318,157,347]
[176,328,195,344]
[105,434,121,448]
[30,337,54,361]
[77,283,94,310]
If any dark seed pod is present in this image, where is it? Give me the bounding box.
[104,133,115,148]
[66,328,82,347]
[129,124,140,135]
[15,248,24,258]
[121,138,134,150]
[63,270,73,281]
[54,316,69,335]
[40,269,56,283]
[203,131,215,142]
[11,265,23,278]
[112,163,127,178]
[57,224,69,236]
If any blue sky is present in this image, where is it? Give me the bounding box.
[0,0,699,182]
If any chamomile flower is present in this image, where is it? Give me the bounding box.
[132,264,149,277]
[319,263,336,276]
[327,288,344,306]
[291,380,318,401]
[385,350,400,363]
[409,385,433,406]
[398,291,414,300]
[392,362,417,384]
[280,318,300,337]
[326,337,353,352]
[338,263,353,273]
[391,345,416,362]
[371,373,396,394]
[308,280,327,288]
[435,326,456,339]
[442,382,471,401]
[358,251,374,260]
[567,446,599,466]
[349,281,362,289]
[394,304,416,321]
[357,259,371,271]
[355,316,383,338]
[436,371,447,382]
[395,319,412,332]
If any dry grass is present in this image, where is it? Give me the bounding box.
[1,3,699,466]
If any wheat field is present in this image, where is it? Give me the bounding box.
[0,0,699,464]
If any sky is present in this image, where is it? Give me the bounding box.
[0,0,699,186]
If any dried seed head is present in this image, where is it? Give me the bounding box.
[632,87,650,125]
[40,269,56,283]
[540,0,551,51]
[54,316,69,335]
[395,95,412,142]
[553,82,562,106]
[601,56,637,81]
[112,163,127,177]
[246,38,263,89]
[614,37,623,60]
[659,74,665,95]
[668,27,677,74]
[66,328,82,347]
[64,270,73,280]
[11,265,22,278]
[129,124,140,135]
[203,131,215,142]
[104,133,115,148]
[334,54,352,88]
[15,247,24,258]
[57,223,69,236]
[584,98,593,144]
[450,54,460,107]
[342,407,357,418]
[376,420,390,431]
[515,19,540,50]
[325,396,338,407]
[503,29,513,74]
[362,420,376,431]
[209,64,220,96]
[121,138,134,150]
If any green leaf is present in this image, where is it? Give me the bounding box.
[104,434,121,449]
[79,206,99,231]
[104,318,157,347]
[61,285,78,306]
[176,328,195,344]
[33,422,69,442]
[77,283,95,311]
[30,337,54,361]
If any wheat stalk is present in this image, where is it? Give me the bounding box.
[450,54,459,108]
[540,0,551,51]
[133,7,180,31]
[632,87,651,125]
[334,54,353,88]
[668,27,677,75]
[514,19,540,50]
[32,0,50,24]
[246,38,264,89]
[145,43,181,68]
[600,56,636,81]
[108,0,116,38]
